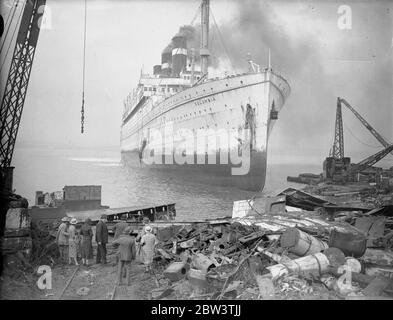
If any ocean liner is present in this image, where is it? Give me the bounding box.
[120,0,291,191]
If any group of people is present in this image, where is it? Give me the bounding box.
[112,217,159,284]
[56,214,109,266]
[56,214,158,286]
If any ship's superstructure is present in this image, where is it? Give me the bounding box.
[120,0,291,191]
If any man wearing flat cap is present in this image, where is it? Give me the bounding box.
[56,217,70,263]
[95,214,109,264]
[112,227,136,285]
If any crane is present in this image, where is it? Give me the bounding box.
[0,0,46,195]
[338,97,393,155]
[338,97,393,178]
[0,0,46,255]
[324,97,392,182]
[331,97,345,159]
[323,98,350,182]
[351,144,393,175]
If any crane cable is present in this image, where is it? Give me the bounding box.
[81,0,87,134]
[344,123,383,149]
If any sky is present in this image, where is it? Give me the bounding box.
[1,0,392,167]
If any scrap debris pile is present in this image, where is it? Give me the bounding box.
[30,221,59,266]
[151,188,393,300]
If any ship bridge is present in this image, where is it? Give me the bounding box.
[123,70,203,121]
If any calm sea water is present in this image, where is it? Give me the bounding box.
[12,146,321,221]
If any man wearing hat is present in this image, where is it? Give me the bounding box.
[95,214,109,264]
[112,227,136,285]
[113,215,129,266]
[56,217,70,264]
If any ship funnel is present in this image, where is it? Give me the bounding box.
[171,35,187,77]
[153,64,162,76]
[161,43,173,77]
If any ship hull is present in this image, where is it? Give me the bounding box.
[120,71,290,191]
[121,149,266,191]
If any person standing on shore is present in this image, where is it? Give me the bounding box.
[112,227,136,285]
[68,218,79,265]
[140,226,158,273]
[113,215,129,266]
[96,214,109,264]
[80,218,93,266]
[113,215,128,241]
[56,217,70,264]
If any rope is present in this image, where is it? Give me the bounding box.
[0,0,25,74]
[210,8,236,73]
[190,2,201,26]
[344,123,382,149]
[81,0,87,133]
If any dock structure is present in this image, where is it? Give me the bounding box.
[67,203,175,221]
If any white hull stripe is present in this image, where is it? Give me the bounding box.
[172,48,187,56]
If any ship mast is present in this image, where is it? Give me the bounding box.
[200,0,210,77]
[190,48,196,85]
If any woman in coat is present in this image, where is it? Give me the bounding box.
[140,226,158,273]
[68,218,79,265]
[80,218,93,266]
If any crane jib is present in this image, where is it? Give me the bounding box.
[0,0,46,184]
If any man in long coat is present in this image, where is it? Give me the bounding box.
[113,215,128,240]
[56,217,70,263]
[112,227,136,285]
[95,214,109,264]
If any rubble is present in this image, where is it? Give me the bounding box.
[163,261,189,282]
[3,184,393,301]
[151,187,393,300]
